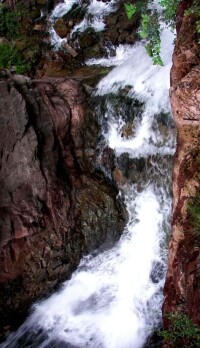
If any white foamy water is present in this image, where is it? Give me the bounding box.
[49,0,117,49]
[86,45,137,67]
[49,0,80,49]
[51,0,80,19]
[1,2,176,348]
[97,27,174,104]
[95,25,175,157]
[1,185,171,348]
[71,0,117,33]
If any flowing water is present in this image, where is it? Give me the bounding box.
[1,1,176,347]
[49,0,118,49]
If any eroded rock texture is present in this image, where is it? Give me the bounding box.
[163,1,200,336]
[0,72,127,336]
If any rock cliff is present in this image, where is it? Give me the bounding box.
[0,72,127,337]
[163,0,200,337]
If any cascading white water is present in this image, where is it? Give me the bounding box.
[49,0,118,50]
[93,25,175,158]
[1,1,176,348]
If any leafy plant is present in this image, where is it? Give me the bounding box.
[124,3,137,21]
[159,0,180,27]
[125,2,163,65]
[160,313,200,347]
[141,11,163,65]
[0,43,30,74]
[125,0,200,65]
[185,0,200,43]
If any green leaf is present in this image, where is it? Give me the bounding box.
[124,3,137,20]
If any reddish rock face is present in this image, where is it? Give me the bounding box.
[163,1,200,342]
[0,72,127,337]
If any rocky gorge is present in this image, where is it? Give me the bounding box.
[0,0,200,347]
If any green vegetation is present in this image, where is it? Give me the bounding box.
[0,43,30,74]
[0,3,40,75]
[188,194,200,238]
[0,4,20,39]
[185,0,200,43]
[125,0,200,65]
[159,0,180,27]
[124,3,137,20]
[125,1,163,65]
[0,3,28,73]
[160,313,200,347]
[140,11,162,65]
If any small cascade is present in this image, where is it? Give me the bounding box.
[0,1,176,347]
[49,0,118,50]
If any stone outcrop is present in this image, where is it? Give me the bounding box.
[163,0,200,338]
[0,71,127,337]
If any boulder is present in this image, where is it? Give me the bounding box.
[53,18,69,38]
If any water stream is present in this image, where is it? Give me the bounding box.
[1,1,176,347]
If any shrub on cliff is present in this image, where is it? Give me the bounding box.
[0,43,30,74]
[160,313,200,347]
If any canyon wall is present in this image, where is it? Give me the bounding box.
[163,0,200,333]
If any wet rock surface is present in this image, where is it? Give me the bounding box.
[0,71,127,338]
[163,0,200,341]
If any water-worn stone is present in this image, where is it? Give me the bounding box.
[53,18,69,38]
[0,72,127,338]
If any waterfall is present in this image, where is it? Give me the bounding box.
[0,1,176,347]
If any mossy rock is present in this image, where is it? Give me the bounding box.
[79,28,99,48]
[83,43,107,60]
